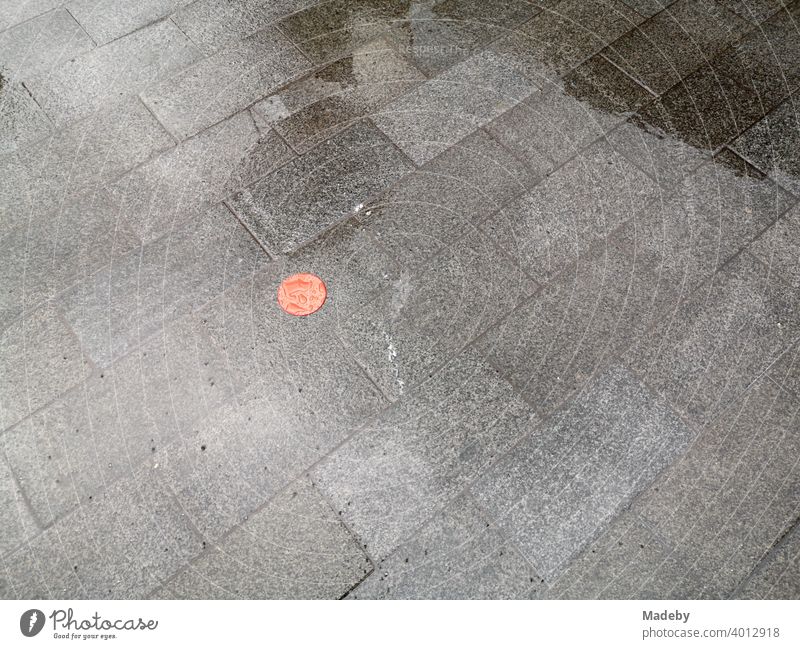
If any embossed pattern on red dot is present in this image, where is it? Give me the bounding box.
[277,273,327,316]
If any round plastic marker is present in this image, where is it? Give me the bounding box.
[277,273,327,316]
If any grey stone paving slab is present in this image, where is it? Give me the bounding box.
[470,365,696,583]
[252,39,425,153]
[732,95,800,196]
[277,0,538,76]
[383,0,541,77]
[154,477,371,599]
[603,0,751,96]
[0,458,39,558]
[371,48,541,165]
[480,140,659,284]
[281,216,401,318]
[749,203,800,289]
[0,8,93,81]
[357,129,538,271]
[229,119,414,254]
[710,3,800,110]
[0,188,141,331]
[485,58,652,173]
[603,151,793,297]
[109,109,294,244]
[0,81,51,154]
[173,0,332,56]
[632,376,800,597]
[0,304,90,433]
[1,97,175,230]
[58,202,268,367]
[341,229,536,402]
[489,0,643,85]
[475,221,682,417]
[738,518,800,598]
[542,511,701,599]
[350,494,538,599]
[633,51,771,153]
[606,112,711,186]
[314,347,539,560]
[66,0,193,45]
[0,0,64,32]
[767,341,800,399]
[23,19,200,127]
[619,0,674,17]
[1,316,235,527]
[717,0,787,24]
[275,0,408,64]
[0,465,203,598]
[623,252,800,428]
[140,26,311,140]
[195,257,388,417]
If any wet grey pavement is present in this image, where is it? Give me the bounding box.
[1,0,800,600]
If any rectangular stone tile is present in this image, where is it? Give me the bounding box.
[350,494,538,599]
[279,216,401,319]
[470,365,696,582]
[0,458,39,558]
[154,478,371,599]
[276,0,408,64]
[619,0,674,17]
[24,19,200,127]
[717,0,788,24]
[0,189,141,331]
[603,0,751,96]
[749,203,800,289]
[475,223,681,417]
[738,518,800,599]
[1,97,174,230]
[606,112,711,186]
[313,347,539,560]
[543,511,701,599]
[229,119,413,254]
[252,39,425,153]
[145,263,388,541]
[194,258,389,422]
[173,0,321,56]
[371,48,540,165]
[0,8,93,81]
[608,150,793,294]
[0,304,90,432]
[485,57,653,173]
[342,229,536,401]
[141,26,311,140]
[732,95,800,196]
[480,140,659,284]
[357,129,539,271]
[58,202,268,367]
[476,153,792,417]
[767,341,800,399]
[632,377,800,597]
[0,466,203,598]
[624,253,800,427]
[0,0,64,32]
[0,81,51,154]
[381,0,541,77]
[277,0,538,76]
[109,109,294,244]
[708,3,800,110]
[67,0,193,45]
[1,316,235,527]
[633,53,770,153]
[490,0,644,84]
